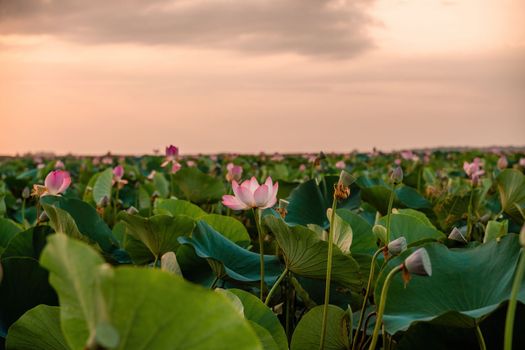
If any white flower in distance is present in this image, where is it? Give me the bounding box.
[222,177,278,210]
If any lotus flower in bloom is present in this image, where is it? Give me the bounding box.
[335,160,346,170]
[222,177,278,210]
[54,160,65,169]
[463,158,484,185]
[171,162,182,173]
[32,170,71,197]
[225,163,243,182]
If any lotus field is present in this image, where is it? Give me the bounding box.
[1,148,525,350]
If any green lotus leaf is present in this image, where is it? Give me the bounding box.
[118,212,195,265]
[6,305,68,350]
[265,216,364,291]
[178,221,284,284]
[290,305,348,350]
[92,168,113,205]
[335,209,377,255]
[378,211,445,245]
[39,234,263,350]
[0,226,57,336]
[171,167,226,204]
[230,289,288,350]
[154,198,206,218]
[0,218,23,255]
[375,234,525,335]
[285,176,359,229]
[496,169,525,224]
[40,195,119,253]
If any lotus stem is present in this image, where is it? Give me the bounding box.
[265,267,288,305]
[475,324,487,350]
[466,187,475,241]
[253,208,266,300]
[113,187,120,226]
[319,196,338,350]
[368,264,403,350]
[353,248,383,350]
[504,247,525,350]
[386,185,395,244]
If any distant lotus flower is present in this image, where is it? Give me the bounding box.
[32,170,71,197]
[400,150,418,161]
[54,160,65,169]
[387,237,407,256]
[404,248,432,277]
[222,177,278,210]
[92,157,100,166]
[497,155,508,170]
[271,153,285,162]
[161,145,179,167]
[299,164,306,172]
[463,158,484,185]
[102,156,113,165]
[186,160,196,167]
[171,162,182,173]
[112,165,128,188]
[520,158,525,167]
[394,158,401,165]
[335,160,346,169]
[225,163,243,182]
[448,227,467,243]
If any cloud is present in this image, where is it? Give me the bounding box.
[0,0,376,58]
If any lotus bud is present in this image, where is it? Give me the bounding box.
[387,237,407,256]
[390,166,403,184]
[165,145,179,159]
[277,199,289,219]
[497,155,508,170]
[403,248,432,285]
[448,227,467,243]
[126,206,139,215]
[113,165,124,180]
[225,163,243,182]
[372,224,387,243]
[22,187,30,199]
[520,224,525,247]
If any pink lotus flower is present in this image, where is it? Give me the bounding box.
[335,160,346,169]
[520,158,525,167]
[161,145,180,168]
[171,162,182,173]
[54,160,65,169]
[113,165,128,188]
[225,163,243,182]
[463,158,484,185]
[186,160,196,167]
[299,164,306,172]
[32,170,71,197]
[222,177,278,210]
[497,155,508,170]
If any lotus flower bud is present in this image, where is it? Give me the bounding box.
[404,248,432,277]
[22,187,30,199]
[497,156,508,170]
[372,224,387,243]
[126,206,139,215]
[390,166,403,184]
[225,163,243,182]
[165,145,179,159]
[387,237,407,256]
[448,227,467,243]
[113,165,124,180]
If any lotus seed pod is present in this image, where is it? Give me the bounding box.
[448,227,467,243]
[372,224,387,243]
[404,248,432,277]
[338,170,355,187]
[390,166,403,184]
[388,237,408,256]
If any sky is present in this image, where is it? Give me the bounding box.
[1,0,524,155]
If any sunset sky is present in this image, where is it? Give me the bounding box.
[1,0,524,155]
